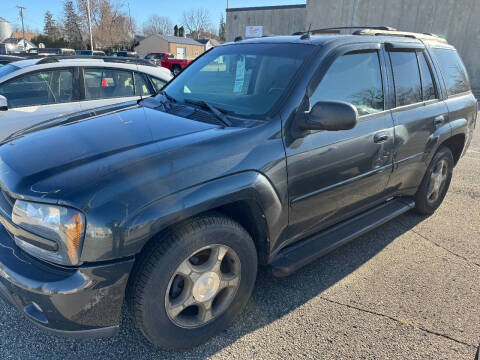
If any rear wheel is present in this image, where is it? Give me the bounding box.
[414,146,454,214]
[129,214,257,349]
[172,65,181,76]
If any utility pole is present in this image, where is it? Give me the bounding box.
[16,6,26,51]
[86,0,94,50]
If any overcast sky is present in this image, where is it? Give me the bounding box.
[2,0,306,32]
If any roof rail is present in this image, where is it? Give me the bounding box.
[36,55,156,67]
[311,26,396,34]
[353,29,448,43]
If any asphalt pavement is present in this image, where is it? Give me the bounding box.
[1,125,479,359]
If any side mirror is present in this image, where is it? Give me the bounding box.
[302,100,358,131]
[0,95,7,111]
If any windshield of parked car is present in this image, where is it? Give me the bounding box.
[0,64,19,78]
[161,43,315,118]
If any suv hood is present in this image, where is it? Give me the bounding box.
[0,104,220,202]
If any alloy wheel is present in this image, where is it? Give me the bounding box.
[165,244,241,328]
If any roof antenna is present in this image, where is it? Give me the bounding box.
[300,24,311,40]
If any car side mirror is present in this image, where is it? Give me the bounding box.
[302,100,358,131]
[0,95,7,111]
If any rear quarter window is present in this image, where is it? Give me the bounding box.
[433,48,470,96]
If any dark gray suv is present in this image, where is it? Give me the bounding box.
[0,28,476,349]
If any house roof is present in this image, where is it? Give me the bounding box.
[197,38,221,46]
[144,34,203,46]
[12,32,38,41]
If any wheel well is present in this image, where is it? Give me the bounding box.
[441,134,465,165]
[134,200,270,266]
[215,200,270,265]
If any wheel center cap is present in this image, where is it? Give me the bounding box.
[192,271,220,302]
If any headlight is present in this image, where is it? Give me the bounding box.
[12,200,85,266]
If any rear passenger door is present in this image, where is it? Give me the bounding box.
[386,44,449,194]
[79,68,155,111]
[0,67,81,140]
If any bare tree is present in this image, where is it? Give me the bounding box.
[142,15,173,36]
[181,8,212,39]
[76,0,135,50]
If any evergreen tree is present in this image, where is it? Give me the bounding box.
[63,0,83,48]
[179,26,185,37]
[43,11,61,41]
[174,25,179,37]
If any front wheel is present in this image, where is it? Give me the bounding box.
[414,146,454,214]
[128,214,258,349]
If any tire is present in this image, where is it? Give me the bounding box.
[414,146,454,214]
[172,66,181,76]
[128,213,258,349]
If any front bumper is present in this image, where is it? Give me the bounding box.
[0,225,134,338]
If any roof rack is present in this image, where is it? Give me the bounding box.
[353,29,448,43]
[36,55,156,67]
[293,26,395,36]
[292,26,447,44]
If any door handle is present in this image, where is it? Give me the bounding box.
[434,115,445,126]
[374,132,389,143]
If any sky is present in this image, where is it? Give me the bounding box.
[1,0,306,33]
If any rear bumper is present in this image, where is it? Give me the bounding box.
[0,226,134,338]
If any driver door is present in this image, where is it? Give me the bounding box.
[285,46,395,240]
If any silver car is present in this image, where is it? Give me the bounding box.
[0,57,172,139]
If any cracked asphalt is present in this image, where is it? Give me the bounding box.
[1,125,479,359]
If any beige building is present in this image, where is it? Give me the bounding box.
[134,34,204,59]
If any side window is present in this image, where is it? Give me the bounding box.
[84,68,134,100]
[433,48,470,96]
[310,51,384,116]
[389,51,422,106]
[0,69,73,108]
[150,77,166,92]
[134,73,153,96]
[417,52,437,101]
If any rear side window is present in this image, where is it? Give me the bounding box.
[0,69,73,108]
[310,51,384,116]
[417,52,436,101]
[84,68,135,100]
[150,76,166,92]
[134,72,153,96]
[433,48,470,96]
[390,51,422,106]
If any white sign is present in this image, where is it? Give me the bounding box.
[233,56,245,93]
[245,26,263,38]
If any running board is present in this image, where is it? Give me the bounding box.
[270,198,415,277]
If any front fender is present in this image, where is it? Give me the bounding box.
[84,171,287,261]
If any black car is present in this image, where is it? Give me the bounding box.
[0,28,476,349]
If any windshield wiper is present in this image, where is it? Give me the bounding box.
[159,90,177,103]
[184,99,232,127]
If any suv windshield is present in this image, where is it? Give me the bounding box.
[161,43,315,118]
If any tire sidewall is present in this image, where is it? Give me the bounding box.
[138,220,257,349]
[415,147,454,214]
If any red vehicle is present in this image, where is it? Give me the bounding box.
[145,52,192,75]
